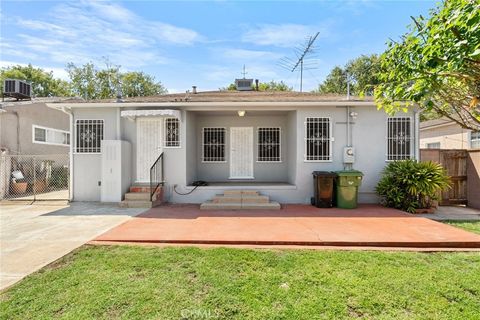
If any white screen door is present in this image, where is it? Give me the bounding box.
[230,127,254,179]
[136,118,163,182]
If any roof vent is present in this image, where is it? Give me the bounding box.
[3,79,31,100]
[235,78,253,91]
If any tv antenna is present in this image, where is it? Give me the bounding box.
[241,65,248,79]
[278,32,320,92]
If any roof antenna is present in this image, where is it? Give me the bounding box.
[241,65,248,79]
[278,32,320,92]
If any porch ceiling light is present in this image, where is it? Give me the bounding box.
[237,110,246,117]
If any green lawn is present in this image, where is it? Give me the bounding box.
[1,245,480,320]
[444,220,480,235]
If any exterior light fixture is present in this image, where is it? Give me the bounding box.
[237,110,246,117]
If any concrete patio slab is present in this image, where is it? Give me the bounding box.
[94,204,480,249]
[0,202,145,290]
[415,206,480,221]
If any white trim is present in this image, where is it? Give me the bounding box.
[74,119,105,154]
[303,117,333,162]
[32,124,70,146]
[120,109,182,121]
[257,127,282,162]
[470,130,480,149]
[202,127,227,163]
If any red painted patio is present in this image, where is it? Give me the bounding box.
[94,204,480,249]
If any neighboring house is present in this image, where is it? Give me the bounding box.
[47,90,420,204]
[420,118,480,150]
[0,98,70,155]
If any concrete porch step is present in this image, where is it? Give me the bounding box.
[125,192,150,201]
[200,201,281,210]
[224,190,259,196]
[212,195,270,204]
[120,200,152,208]
[129,185,154,193]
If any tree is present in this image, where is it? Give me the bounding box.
[315,66,347,94]
[220,80,292,91]
[121,72,167,97]
[66,62,167,100]
[258,80,292,91]
[315,55,380,95]
[0,64,70,97]
[375,0,480,130]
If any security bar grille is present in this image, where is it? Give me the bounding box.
[387,117,412,160]
[258,127,281,162]
[203,128,226,162]
[76,120,104,153]
[305,117,331,161]
[164,118,180,147]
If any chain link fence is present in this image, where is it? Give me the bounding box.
[0,154,69,201]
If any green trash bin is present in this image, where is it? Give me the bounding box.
[335,170,363,209]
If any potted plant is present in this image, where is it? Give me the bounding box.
[10,174,28,194]
[376,160,451,213]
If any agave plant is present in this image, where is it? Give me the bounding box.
[376,159,451,213]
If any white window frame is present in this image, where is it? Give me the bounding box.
[304,117,333,162]
[470,131,480,149]
[32,125,70,146]
[202,127,227,163]
[257,127,282,162]
[163,117,181,148]
[426,142,441,149]
[386,117,413,161]
[75,119,104,154]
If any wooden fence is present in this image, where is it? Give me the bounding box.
[420,149,480,209]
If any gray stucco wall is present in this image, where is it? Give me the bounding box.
[73,107,118,201]
[70,104,417,204]
[0,102,69,155]
[194,114,290,182]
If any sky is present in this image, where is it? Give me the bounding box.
[1,0,436,93]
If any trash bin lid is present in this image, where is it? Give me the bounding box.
[312,171,337,177]
[335,170,363,177]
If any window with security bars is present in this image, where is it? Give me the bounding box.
[75,120,104,153]
[305,117,331,161]
[387,117,412,160]
[258,128,281,162]
[203,128,226,162]
[164,118,180,147]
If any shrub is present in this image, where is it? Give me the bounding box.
[376,160,450,213]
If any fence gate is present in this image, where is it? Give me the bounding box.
[0,154,70,201]
[420,149,468,205]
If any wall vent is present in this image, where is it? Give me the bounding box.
[3,79,31,100]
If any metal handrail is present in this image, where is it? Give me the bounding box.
[149,152,164,201]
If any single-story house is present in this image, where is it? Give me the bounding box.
[420,118,480,149]
[0,98,70,155]
[47,90,420,205]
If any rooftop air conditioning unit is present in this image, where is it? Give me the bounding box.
[235,78,253,91]
[3,79,31,100]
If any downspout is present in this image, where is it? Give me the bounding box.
[13,111,20,154]
[116,107,121,140]
[413,107,420,161]
[61,106,74,201]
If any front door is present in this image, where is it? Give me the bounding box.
[136,118,163,182]
[230,127,254,179]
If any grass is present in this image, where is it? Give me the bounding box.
[444,220,480,235]
[1,245,480,320]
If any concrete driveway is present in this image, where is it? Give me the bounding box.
[0,202,145,290]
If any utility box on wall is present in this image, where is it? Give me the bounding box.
[101,140,131,202]
[343,147,355,164]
